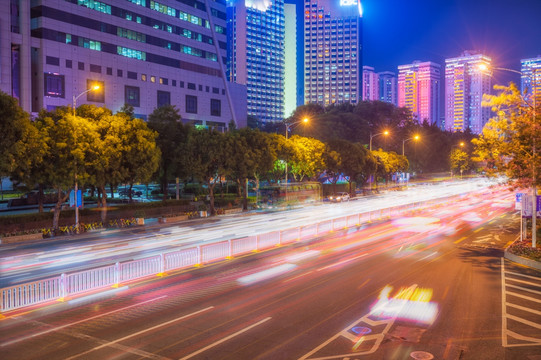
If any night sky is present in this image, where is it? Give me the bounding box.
[362,0,541,86]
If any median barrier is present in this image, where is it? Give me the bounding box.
[0,192,473,312]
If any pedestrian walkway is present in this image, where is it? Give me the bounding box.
[501,258,541,348]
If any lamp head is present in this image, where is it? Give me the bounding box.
[92,85,100,91]
[302,117,309,123]
[383,130,389,136]
[414,135,420,140]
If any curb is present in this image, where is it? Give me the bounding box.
[504,236,541,271]
[504,251,541,271]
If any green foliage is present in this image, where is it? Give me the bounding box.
[473,83,541,188]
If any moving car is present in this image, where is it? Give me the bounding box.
[329,192,350,202]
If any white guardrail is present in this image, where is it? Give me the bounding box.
[0,194,467,312]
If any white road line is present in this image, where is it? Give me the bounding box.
[506,284,541,295]
[505,277,541,287]
[0,295,167,347]
[178,317,271,360]
[316,254,367,272]
[505,271,541,281]
[506,291,541,303]
[506,314,541,330]
[506,302,541,316]
[66,306,214,360]
[501,258,508,347]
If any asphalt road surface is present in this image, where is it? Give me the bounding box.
[1,178,500,287]
[1,185,540,359]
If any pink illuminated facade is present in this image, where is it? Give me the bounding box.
[398,61,441,125]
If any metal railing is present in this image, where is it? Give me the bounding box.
[0,193,475,312]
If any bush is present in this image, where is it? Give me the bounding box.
[508,240,541,262]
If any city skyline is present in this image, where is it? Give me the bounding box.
[362,0,541,88]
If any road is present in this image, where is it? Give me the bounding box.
[0,178,500,287]
[1,184,540,359]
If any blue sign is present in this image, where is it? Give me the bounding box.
[69,189,82,208]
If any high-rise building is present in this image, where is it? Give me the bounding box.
[227,0,285,124]
[398,61,441,125]
[378,71,397,106]
[2,0,245,129]
[444,51,492,134]
[284,0,304,118]
[521,56,541,107]
[304,0,363,107]
[362,66,378,101]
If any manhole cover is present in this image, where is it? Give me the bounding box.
[410,351,434,359]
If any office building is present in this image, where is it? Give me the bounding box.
[378,71,397,105]
[362,66,378,101]
[444,51,492,134]
[398,61,441,125]
[284,0,304,118]
[2,0,246,129]
[521,56,541,107]
[304,0,363,106]
[227,0,285,124]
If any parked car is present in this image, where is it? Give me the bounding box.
[329,192,350,202]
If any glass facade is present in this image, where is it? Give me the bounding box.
[303,0,363,107]
[227,0,285,124]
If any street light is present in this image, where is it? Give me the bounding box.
[479,64,537,247]
[402,134,420,156]
[370,130,389,152]
[71,85,100,233]
[284,117,309,200]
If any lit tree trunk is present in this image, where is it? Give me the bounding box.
[99,185,107,223]
[38,183,44,213]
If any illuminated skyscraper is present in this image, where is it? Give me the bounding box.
[227,0,285,124]
[362,66,378,101]
[444,51,492,134]
[521,56,541,107]
[284,0,304,118]
[2,0,244,129]
[378,71,397,106]
[398,61,440,125]
[304,0,363,106]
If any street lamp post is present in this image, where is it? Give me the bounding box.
[479,64,537,247]
[369,130,389,190]
[369,130,389,152]
[402,134,420,156]
[72,85,100,233]
[284,117,309,200]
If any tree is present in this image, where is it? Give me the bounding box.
[288,135,326,181]
[473,83,541,188]
[117,113,161,202]
[31,107,99,229]
[0,92,36,184]
[148,105,186,200]
[450,148,472,178]
[324,139,370,193]
[184,128,227,215]
[225,128,275,209]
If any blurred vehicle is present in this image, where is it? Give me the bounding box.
[328,192,350,202]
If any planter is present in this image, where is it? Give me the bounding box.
[1,232,43,244]
[223,208,243,215]
[136,217,145,225]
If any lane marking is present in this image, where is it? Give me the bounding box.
[473,227,484,233]
[283,271,314,283]
[502,258,508,347]
[506,284,541,295]
[178,317,271,360]
[506,291,541,303]
[66,306,214,359]
[506,302,541,316]
[505,277,541,287]
[316,254,367,272]
[454,236,467,244]
[0,295,167,347]
[506,314,541,330]
[506,271,541,281]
